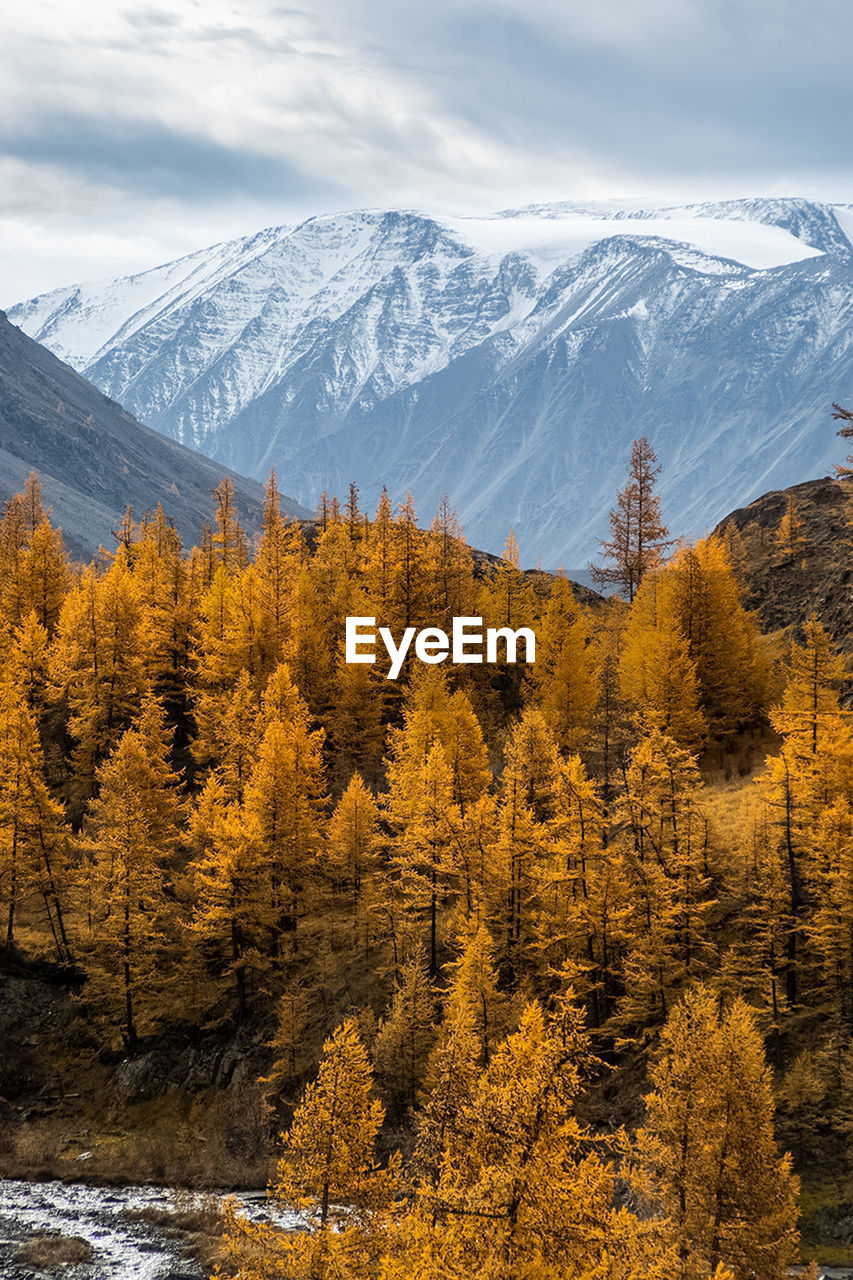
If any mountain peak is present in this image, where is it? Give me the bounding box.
[8,197,852,564]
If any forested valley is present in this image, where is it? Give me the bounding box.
[1,444,851,1279]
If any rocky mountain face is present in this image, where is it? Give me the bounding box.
[10,198,853,567]
[0,311,311,557]
[715,474,853,653]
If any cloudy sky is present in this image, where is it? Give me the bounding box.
[2,0,852,302]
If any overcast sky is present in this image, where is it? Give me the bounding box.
[3,0,852,303]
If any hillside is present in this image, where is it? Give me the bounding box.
[715,473,853,652]
[0,311,311,556]
[9,197,853,565]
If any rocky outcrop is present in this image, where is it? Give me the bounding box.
[714,474,853,651]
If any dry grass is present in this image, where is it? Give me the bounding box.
[123,1188,222,1235]
[123,1190,225,1271]
[697,726,779,856]
[2,1087,274,1188]
[701,775,761,852]
[14,1232,93,1268]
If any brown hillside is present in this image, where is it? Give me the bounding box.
[715,474,853,652]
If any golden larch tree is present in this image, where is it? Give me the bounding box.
[50,549,150,803]
[81,700,184,1050]
[531,577,601,755]
[591,436,670,601]
[242,713,327,948]
[616,729,715,1030]
[632,985,799,1280]
[223,1018,397,1280]
[0,675,70,959]
[374,950,437,1112]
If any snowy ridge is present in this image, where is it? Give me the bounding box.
[9,198,853,565]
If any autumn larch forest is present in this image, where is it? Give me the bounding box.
[2,434,852,1279]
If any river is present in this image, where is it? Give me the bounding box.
[0,1179,300,1279]
[3,1180,853,1279]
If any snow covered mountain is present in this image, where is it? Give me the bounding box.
[10,198,853,566]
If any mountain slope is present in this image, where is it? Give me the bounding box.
[10,198,853,565]
[0,311,311,557]
[714,474,853,653]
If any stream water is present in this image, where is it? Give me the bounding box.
[0,1179,300,1279]
[3,1180,853,1280]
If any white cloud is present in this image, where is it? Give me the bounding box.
[2,0,853,301]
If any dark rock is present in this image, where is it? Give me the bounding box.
[0,973,75,1101]
[111,1053,168,1106]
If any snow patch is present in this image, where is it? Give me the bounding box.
[439,212,823,272]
